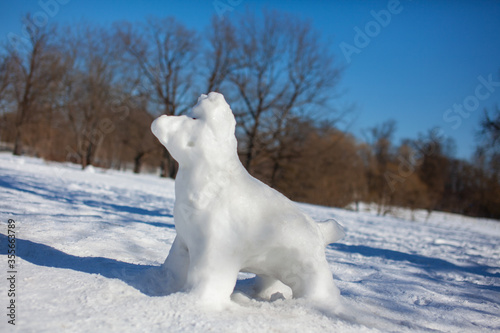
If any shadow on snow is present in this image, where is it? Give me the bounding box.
[0,233,172,296]
[0,234,260,298]
[0,170,174,222]
[330,243,500,284]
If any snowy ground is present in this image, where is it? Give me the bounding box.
[0,152,499,332]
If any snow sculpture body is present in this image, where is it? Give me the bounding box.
[151,92,344,308]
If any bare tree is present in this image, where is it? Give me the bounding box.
[203,16,238,93]
[226,12,288,172]
[0,54,13,147]
[225,11,342,176]
[5,16,64,156]
[363,120,397,214]
[119,98,160,173]
[390,143,429,219]
[412,129,453,217]
[267,17,342,185]
[477,106,500,162]
[0,54,10,100]
[274,120,366,208]
[115,17,199,177]
[0,53,13,123]
[60,24,124,169]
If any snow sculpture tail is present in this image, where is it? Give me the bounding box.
[317,218,345,246]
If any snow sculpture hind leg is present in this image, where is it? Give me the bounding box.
[278,251,342,306]
[300,262,341,304]
[253,275,291,300]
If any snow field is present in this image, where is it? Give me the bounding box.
[1,153,499,332]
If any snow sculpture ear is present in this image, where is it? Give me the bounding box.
[191,92,236,141]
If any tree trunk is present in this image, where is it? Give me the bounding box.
[13,103,27,156]
[168,155,178,178]
[245,119,260,172]
[133,152,144,174]
[245,141,254,172]
[81,140,93,170]
[160,150,178,178]
[13,129,22,156]
[270,147,285,188]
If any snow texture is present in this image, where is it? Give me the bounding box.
[150,92,345,310]
[0,155,499,332]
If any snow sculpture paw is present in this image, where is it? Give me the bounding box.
[151,92,345,308]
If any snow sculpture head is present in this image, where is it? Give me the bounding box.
[151,92,345,311]
[151,93,237,166]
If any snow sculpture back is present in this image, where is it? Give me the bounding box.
[151,92,345,309]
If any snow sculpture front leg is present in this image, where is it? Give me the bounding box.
[183,235,241,305]
[174,200,242,305]
[161,235,189,293]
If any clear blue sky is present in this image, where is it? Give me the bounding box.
[1,0,499,160]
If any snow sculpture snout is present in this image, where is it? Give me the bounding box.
[151,92,345,309]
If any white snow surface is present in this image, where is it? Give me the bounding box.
[150,92,345,310]
[0,152,499,332]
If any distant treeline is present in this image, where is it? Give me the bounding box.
[0,12,499,219]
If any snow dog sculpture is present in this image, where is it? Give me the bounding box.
[151,92,345,308]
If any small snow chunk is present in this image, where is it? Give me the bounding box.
[84,165,96,173]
